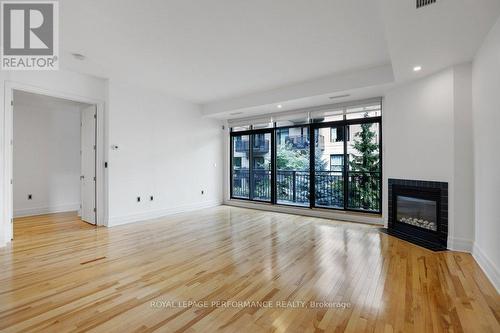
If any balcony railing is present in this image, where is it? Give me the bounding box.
[232,169,380,212]
[347,171,381,212]
[285,136,309,150]
[315,171,343,207]
[276,170,309,204]
[232,169,271,201]
[282,135,325,150]
[235,135,323,154]
[234,140,270,154]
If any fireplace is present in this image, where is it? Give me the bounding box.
[397,196,437,231]
[386,179,448,251]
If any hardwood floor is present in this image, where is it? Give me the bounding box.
[0,207,498,332]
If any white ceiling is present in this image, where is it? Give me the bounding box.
[59,0,500,114]
[379,0,500,82]
[60,0,389,103]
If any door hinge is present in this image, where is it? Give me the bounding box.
[11,100,13,106]
[93,208,96,213]
[10,179,13,185]
[94,114,97,119]
[93,145,96,150]
[93,176,96,181]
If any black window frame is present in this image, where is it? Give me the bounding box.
[275,124,312,207]
[230,128,274,203]
[229,113,382,214]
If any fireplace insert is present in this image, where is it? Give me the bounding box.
[385,179,448,251]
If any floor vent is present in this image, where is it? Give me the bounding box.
[416,0,436,9]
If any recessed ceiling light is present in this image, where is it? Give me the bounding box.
[72,53,86,61]
[277,104,283,109]
[413,66,422,72]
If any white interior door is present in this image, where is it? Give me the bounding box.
[81,105,96,224]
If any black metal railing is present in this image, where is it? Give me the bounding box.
[252,170,271,200]
[276,170,310,204]
[232,169,380,211]
[232,169,249,198]
[347,171,381,212]
[315,171,344,207]
[232,169,271,200]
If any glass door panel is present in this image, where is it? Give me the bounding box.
[231,135,250,199]
[314,126,344,209]
[276,127,310,206]
[346,121,381,212]
[251,132,272,201]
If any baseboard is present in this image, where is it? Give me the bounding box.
[472,243,500,293]
[14,203,80,218]
[108,200,222,227]
[447,236,473,252]
[224,199,383,225]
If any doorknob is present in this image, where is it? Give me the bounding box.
[80,175,85,180]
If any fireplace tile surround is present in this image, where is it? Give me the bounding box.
[385,178,448,251]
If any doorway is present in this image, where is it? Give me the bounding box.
[2,83,106,241]
[11,90,96,229]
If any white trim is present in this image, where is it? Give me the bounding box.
[447,236,473,252]
[14,204,80,218]
[224,199,383,225]
[3,81,107,245]
[108,200,222,227]
[472,243,500,293]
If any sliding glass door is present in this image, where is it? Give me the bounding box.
[312,119,381,213]
[231,130,273,202]
[231,134,250,199]
[276,126,310,206]
[314,126,344,209]
[229,100,382,214]
[346,121,381,212]
[251,132,272,202]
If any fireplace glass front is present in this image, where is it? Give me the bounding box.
[396,195,437,231]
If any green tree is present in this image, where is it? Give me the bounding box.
[276,143,309,170]
[349,114,380,210]
[275,139,329,203]
[276,142,308,202]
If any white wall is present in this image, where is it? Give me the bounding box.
[1,69,224,245]
[452,63,475,251]
[472,16,500,291]
[384,68,454,223]
[13,98,82,217]
[0,70,107,246]
[106,81,223,225]
[383,65,475,252]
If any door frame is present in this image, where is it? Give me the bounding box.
[3,81,107,241]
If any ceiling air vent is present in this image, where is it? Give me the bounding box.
[416,0,436,9]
